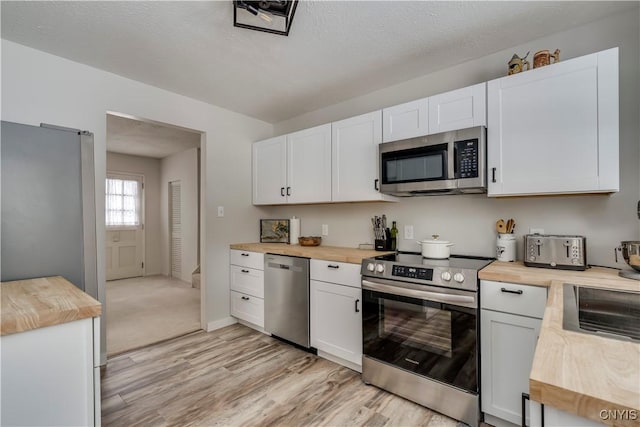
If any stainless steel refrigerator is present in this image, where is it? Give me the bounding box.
[1,120,106,365]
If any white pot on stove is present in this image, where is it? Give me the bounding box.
[417,235,455,259]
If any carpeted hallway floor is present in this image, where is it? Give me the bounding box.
[106,275,200,356]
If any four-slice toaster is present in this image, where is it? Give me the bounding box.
[523,234,587,271]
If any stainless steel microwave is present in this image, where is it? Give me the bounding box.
[379,126,486,196]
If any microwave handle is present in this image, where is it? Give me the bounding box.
[447,139,455,180]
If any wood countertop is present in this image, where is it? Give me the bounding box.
[479,260,625,287]
[230,242,392,264]
[1,276,101,336]
[480,262,640,426]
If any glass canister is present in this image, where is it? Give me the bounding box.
[497,234,516,262]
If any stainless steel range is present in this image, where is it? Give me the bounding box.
[360,252,493,427]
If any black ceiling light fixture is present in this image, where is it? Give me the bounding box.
[233,1,298,36]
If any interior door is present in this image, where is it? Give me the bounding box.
[105,173,144,281]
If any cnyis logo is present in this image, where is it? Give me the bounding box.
[599,409,638,421]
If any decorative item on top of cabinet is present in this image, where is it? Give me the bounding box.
[507,51,530,75]
[488,47,619,197]
[533,49,560,68]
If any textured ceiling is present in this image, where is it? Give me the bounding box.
[2,1,637,124]
[107,114,200,159]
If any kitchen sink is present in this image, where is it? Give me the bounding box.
[563,284,640,342]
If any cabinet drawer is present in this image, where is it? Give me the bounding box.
[230,291,264,328]
[480,280,547,319]
[230,249,264,270]
[229,265,264,298]
[310,259,361,288]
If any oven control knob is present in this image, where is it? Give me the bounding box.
[366,263,375,272]
[453,273,465,283]
[375,264,385,273]
[441,271,452,281]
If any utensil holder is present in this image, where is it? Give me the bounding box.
[497,234,516,262]
[375,239,392,251]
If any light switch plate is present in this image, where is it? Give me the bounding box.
[322,224,329,236]
[217,206,224,217]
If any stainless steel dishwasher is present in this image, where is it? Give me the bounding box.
[264,254,310,349]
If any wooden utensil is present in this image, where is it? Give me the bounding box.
[496,219,507,234]
[508,219,516,233]
[506,219,514,234]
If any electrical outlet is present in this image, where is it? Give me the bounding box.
[404,225,414,240]
[530,228,544,235]
[322,224,329,236]
[217,206,224,217]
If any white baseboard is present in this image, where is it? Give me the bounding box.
[317,349,362,373]
[206,316,237,332]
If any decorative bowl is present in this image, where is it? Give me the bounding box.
[299,236,322,246]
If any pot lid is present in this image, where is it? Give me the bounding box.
[419,234,452,245]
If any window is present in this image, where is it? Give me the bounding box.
[106,176,141,227]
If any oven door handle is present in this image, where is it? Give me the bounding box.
[362,279,476,307]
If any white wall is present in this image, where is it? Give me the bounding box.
[106,152,163,275]
[1,40,273,329]
[160,148,198,282]
[267,9,640,267]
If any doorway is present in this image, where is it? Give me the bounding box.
[105,112,204,356]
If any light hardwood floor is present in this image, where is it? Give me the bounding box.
[102,324,460,427]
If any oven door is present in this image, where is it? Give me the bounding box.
[362,278,478,394]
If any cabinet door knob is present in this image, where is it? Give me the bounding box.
[374,179,379,191]
[241,296,250,301]
[281,187,285,197]
[327,264,340,269]
[241,253,249,257]
[241,269,249,273]
[355,299,360,313]
[286,187,291,196]
[492,167,497,183]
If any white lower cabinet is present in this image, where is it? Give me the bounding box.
[230,290,264,328]
[229,250,265,329]
[310,280,362,368]
[1,317,100,427]
[310,259,362,371]
[530,404,604,427]
[481,280,547,427]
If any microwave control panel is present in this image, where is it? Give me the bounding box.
[455,139,478,179]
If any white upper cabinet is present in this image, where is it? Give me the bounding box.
[252,125,331,205]
[286,124,332,204]
[332,111,391,202]
[428,83,486,133]
[487,47,619,197]
[382,97,429,142]
[252,136,287,205]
